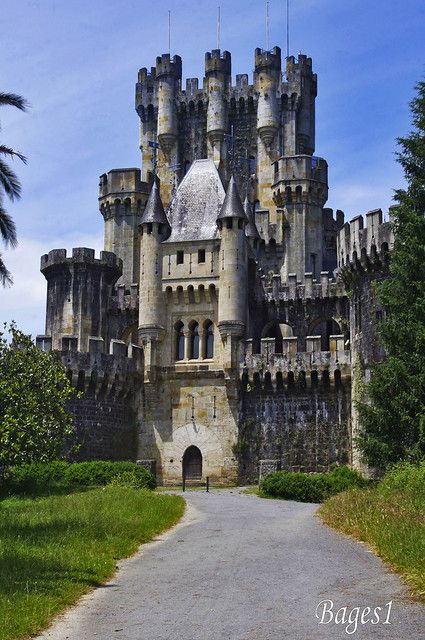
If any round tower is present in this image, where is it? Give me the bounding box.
[286,54,317,155]
[99,168,149,286]
[217,176,248,340]
[155,54,182,154]
[40,248,122,351]
[136,66,157,184]
[138,179,170,341]
[205,49,231,166]
[254,46,281,148]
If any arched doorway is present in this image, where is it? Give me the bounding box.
[182,446,202,480]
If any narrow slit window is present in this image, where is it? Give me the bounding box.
[177,250,184,265]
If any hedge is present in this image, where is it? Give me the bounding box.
[1,460,156,494]
[260,466,368,503]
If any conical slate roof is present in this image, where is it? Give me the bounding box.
[217,176,247,221]
[140,178,169,226]
[244,197,261,239]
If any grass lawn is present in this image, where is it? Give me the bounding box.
[0,487,185,640]
[319,485,425,602]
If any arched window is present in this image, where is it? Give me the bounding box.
[205,320,214,359]
[189,321,200,359]
[175,321,185,361]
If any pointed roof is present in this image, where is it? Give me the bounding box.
[217,176,247,221]
[140,178,169,226]
[165,159,225,242]
[244,197,261,239]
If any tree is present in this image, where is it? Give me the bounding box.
[0,324,76,467]
[357,80,425,470]
[0,92,28,286]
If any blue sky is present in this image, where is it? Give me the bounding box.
[1,0,424,336]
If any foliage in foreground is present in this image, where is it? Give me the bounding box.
[357,80,425,469]
[0,324,76,468]
[0,91,28,286]
[2,460,157,494]
[0,487,184,640]
[319,462,425,601]
[260,466,368,503]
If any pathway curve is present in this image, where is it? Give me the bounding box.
[37,489,424,640]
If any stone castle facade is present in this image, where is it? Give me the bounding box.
[38,46,394,483]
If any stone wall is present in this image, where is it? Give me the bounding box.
[238,383,351,483]
[68,393,137,461]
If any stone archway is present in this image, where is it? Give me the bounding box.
[182,445,202,480]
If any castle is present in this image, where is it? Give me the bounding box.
[38,46,394,483]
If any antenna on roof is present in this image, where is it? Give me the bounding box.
[286,0,290,58]
[217,6,221,50]
[265,1,270,51]
[168,10,171,55]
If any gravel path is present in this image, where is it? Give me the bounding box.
[37,489,424,640]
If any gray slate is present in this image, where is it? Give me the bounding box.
[165,159,225,242]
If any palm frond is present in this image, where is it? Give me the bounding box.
[0,93,29,111]
[0,252,13,287]
[0,201,18,247]
[0,145,27,164]
[0,159,22,200]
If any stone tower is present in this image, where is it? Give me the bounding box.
[39,43,391,484]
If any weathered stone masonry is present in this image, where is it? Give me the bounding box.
[38,45,394,482]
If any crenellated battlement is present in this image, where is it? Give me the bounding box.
[254,46,281,73]
[40,248,122,274]
[337,209,394,269]
[241,336,350,390]
[138,66,156,83]
[272,155,328,207]
[264,271,346,302]
[135,47,314,115]
[155,53,182,79]
[323,207,345,229]
[205,49,231,75]
[286,54,314,76]
[98,168,149,223]
[36,336,143,399]
[99,168,148,198]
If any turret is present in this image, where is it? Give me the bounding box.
[99,168,149,285]
[244,197,261,254]
[273,155,328,280]
[254,47,281,148]
[286,54,317,155]
[155,54,182,155]
[138,179,169,377]
[40,248,122,351]
[254,46,281,218]
[217,177,248,346]
[205,50,231,166]
[135,66,157,183]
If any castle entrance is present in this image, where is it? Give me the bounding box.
[183,446,202,480]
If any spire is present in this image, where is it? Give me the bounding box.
[217,176,247,221]
[244,197,261,239]
[140,178,169,226]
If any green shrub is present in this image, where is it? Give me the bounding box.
[378,461,425,498]
[107,470,149,489]
[2,460,156,494]
[260,466,367,503]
